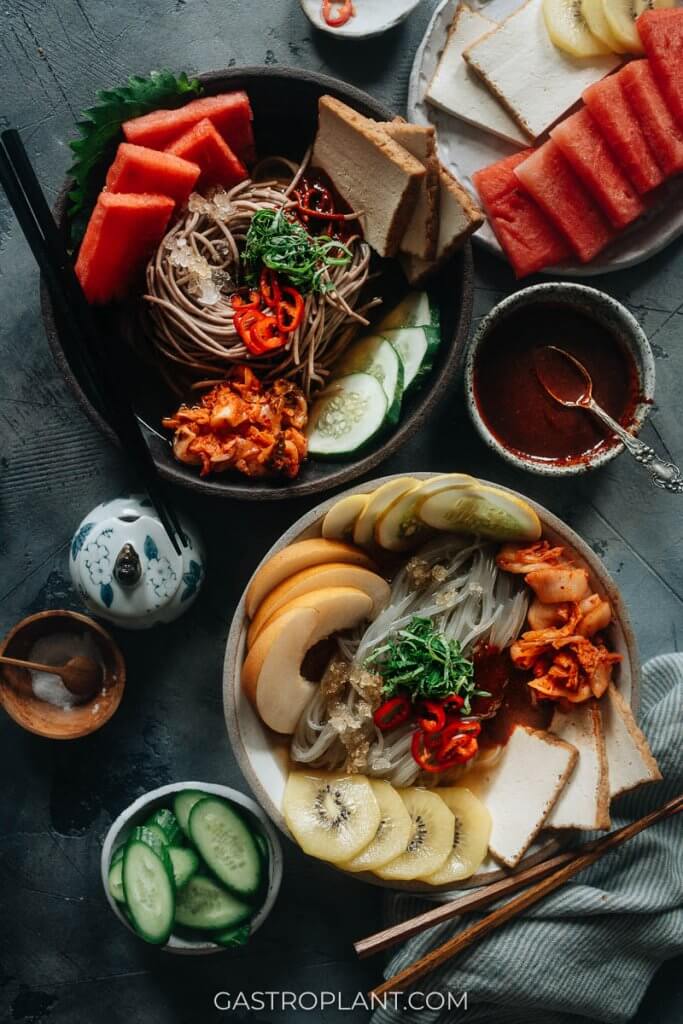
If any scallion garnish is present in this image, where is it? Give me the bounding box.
[242,208,352,294]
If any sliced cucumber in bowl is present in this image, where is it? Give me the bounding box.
[188,797,263,899]
[307,373,388,458]
[168,846,200,890]
[377,290,439,332]
[333,334,404,425]
[123,839,175,945]
[173,790,206,838]
[175,875,252,932]
[379,327,431,391]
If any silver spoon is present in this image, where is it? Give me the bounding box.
[535,345,683,493]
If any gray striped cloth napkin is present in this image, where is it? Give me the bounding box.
[371,653,683,1024]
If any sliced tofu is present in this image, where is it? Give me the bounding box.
[312,95,426,257]
[463,0,621,141]
[548,701,611,831]
[427,4,529,147]
[603,684,662,799]
[400,165,483,286]
[382,121,440,261]
[465,724,578,868]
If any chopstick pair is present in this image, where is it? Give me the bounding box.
[0,128,186,555]
[358,792,683,999]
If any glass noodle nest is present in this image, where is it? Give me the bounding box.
[142,151,377,397]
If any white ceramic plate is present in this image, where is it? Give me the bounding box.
[300,0,423,38]
[408,0,683,276]
[223,473,639,893]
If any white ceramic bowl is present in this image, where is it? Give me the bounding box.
[101,781,283,954]
[299,0,423,39]
[223,473,640,892]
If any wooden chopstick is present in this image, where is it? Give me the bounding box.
[0,129,185,555]
[369,793,683,1000]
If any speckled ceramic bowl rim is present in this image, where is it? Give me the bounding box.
[463,283,656,477]
[223,471,640,893]
[299,0,422,38]
[100,781,283,955]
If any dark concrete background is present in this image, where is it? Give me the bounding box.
[0,2,681,1021]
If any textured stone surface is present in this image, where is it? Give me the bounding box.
[0,1,681,1021]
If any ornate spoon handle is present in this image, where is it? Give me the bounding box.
[588,400,683,493]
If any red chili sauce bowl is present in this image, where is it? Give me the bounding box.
[464,284,655,476]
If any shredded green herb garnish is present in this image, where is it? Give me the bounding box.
[365,616,489,714]
[242,208,352,293]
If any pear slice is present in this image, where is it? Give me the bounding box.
[543,0,614,56]
[322,493,368,542]
[247,565,390,647]
[375,473,475,551]
[353,477,420,548]
[581,0,624,50]
[421,788,492,885]
[418,483,541,542]
[283,771,381,863]
[374,788,455,881]
[339,781,413,872]
[245,538,375,618]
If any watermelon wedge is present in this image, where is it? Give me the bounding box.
[122,91,255,162]
[473,151,571,277]
[166,119,248,189]
[550,109,644,229]
[583,75,664,195]
[513,141,614,264]
[75,192,174,304]
[106,143,200,207]
[637,9,683,129]
[619,61,683,178]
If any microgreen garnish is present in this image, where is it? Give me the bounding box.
[242,208,352,294]
[365,616,489,714]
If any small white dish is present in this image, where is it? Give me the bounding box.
[101,781,283,954]
[300,0,423,39]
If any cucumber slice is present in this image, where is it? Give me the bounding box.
[333,335,404,425]
[253,831,269,865]
[175,875,252,931]
[377,291,437,331]
[108,857,126,904]
[122,839,175,945]
[173,790,207,838]
[189,798,263,899]
[146,808,182,846]
[111,845,125,866]
[379,327,430,390]
[131,825,169,857]
[213,923,251,948]
[169,846,199,890]
[307,373,388,459]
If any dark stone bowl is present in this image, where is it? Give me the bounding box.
[41,66,474,500]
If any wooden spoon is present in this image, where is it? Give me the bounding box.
[0,654,102,699]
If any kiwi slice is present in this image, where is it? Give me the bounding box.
[374,788,455,881]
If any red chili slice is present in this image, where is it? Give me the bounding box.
[416,700,447,734]
[249,316,287,354]
[231,290,260,311]
[277,286,305,334]
[373,695,411,732]
[322,0,355,28]
[442,694,465,714]
[259,267,281,309]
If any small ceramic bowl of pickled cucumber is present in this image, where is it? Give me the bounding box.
[101,781,283,954]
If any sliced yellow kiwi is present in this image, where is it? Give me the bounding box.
[283,771,381,864]
[374,788,455,881]
[339,780,413,872]
[581,0,624,50]
[421,788,492,885]
[543,0,615,55]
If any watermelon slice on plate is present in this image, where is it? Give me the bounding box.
[472,151,571,278]
[75,192,174,304]
[619,61,683,179]
[550,109,644,229]
[122,91,255,162]
[637,9,683,130]
[105,143,200,207]
[513,141,615,264]
[166,118,248,188]
[583,74,664,195]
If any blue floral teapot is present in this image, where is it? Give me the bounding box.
[69,494,205,629]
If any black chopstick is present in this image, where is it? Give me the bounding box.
[0,129,186,554]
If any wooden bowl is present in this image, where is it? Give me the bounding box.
[40,66,475,501]
[0,610,126,739]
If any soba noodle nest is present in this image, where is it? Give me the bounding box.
[142,154,377,397]
[291,537,529,788]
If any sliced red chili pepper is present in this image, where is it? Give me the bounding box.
[233,308,263,348]
[411,729,447,773]
[277,286,305,334]
[231,290,260,311]
[442,694,465,714]
[322,0,355,28]
[249,316,287,354]
[443,719,481,737]
[439,730,479,764]
[259,267,281,310]
[296,204,350,221]
[416,700,447,734]
[373,695,411,732]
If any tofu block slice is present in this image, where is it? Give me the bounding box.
[312,95,426,257]
[400,165,483,286]
[381,121,440,261]
[603,684,662,799]
[465,725,577,868]
[427,4,529,147]
[548,701,610,831]
[463,0,621,140]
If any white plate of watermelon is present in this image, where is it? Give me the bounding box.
[408,0,683,276]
